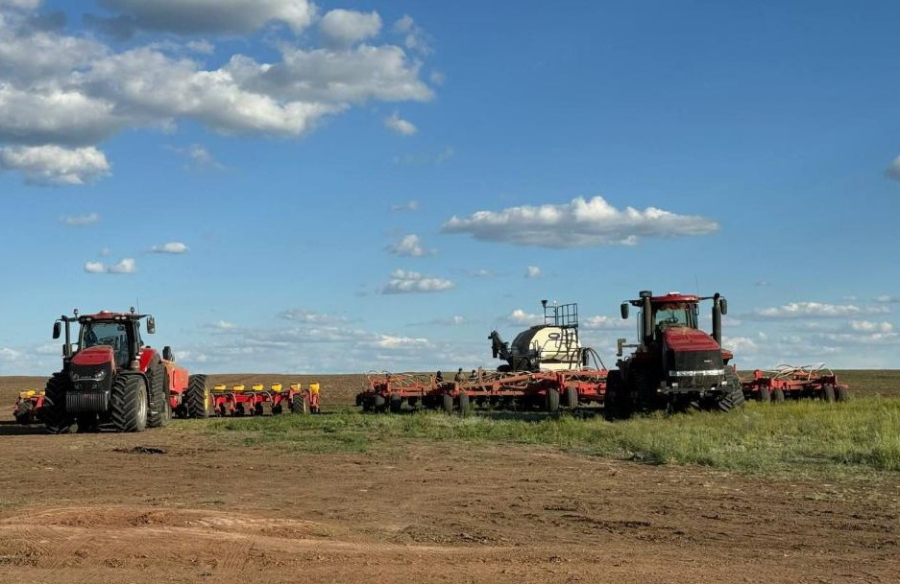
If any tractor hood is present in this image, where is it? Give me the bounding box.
[661,327,720,352]
[71,346,116,367]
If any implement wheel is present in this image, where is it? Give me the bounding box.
[758,385,771,402]
[546,388,560,413]
[147,360,170,428]
[186,374,211,419]
[823,383,836,403]
[442,393,453,415]
[836,386,850,402]
[292,393,310,414]
[389,394,402,414]
[458,392,470,417]
[772,388,785,403]
[110,374,148,433]
[565,386,578,409]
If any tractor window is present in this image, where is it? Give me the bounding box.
[81,322,130,367]
[653,304,694,332]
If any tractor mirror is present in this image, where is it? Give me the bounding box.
[52,322,61,339]
[147,317,156,334]
[719,298,728,316]
[162,346,174,362]
[620,303,629,320]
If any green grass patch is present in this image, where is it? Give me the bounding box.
[184,397,900,478]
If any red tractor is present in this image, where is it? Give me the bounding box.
[42,308,210,433]
[605,291,745,419]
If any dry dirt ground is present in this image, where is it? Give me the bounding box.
[1,376,898,584]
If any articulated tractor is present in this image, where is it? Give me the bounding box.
[42,308,210,433]
[605,291,745,418]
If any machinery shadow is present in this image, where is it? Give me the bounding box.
[0,420,47,436]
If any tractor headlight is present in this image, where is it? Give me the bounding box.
[69,371,78,382]
[91,369,107,381]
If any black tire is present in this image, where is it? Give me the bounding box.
[442,393,453,415]
[146,360,170,428]
[836,386,850,402]
[823,383,835,403]
[546,388,560,413]
[389,393,402,414]
[292,393,310,414]
[14,400,35,425]
[458,392,470,416]
[773,388,786,403]
[254,403,264,416]
[371,394,385,413]
[110,374,148,433]
[758,385,771,402]
[272,404,283,415]
[565,386,578,409]
[185,374,211,419]
[603,370,630,421]
[43,372,75,434]
[716,371,746,412]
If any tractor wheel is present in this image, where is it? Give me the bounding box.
[186,374,211,419]
[758,385,771,403]
[772,388,786,403]
[716,386,745,413]
[43,372,75,434]
[603,371,631,421]
[458,392,470,416]
[147,360,170,428]
[565,386,579,409]
[14,400,35,425]
[836,386,850,402]
[292,393,309,414]
[546,388,560,413]
[442,393,454,415]
[110,374,148,433]
[823,383,836,403]
[389,394,402,414]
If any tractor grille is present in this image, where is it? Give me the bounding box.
[66,390,110,412]
[665,349,724,389]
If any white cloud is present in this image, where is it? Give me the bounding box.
[62,212,100,226]
[387,234,432,257]
[875,295,900,303]
[171,143,224,170]
[392,15,430,55]
[0,0,41,10]
[85,257,137,274]
[752,302,890,319]
[385,111,417,136]
[430,70,445,86]
[381,269,454,294]
[849,321,894,333]
[149,242,189,254]
[506,309,541,326]
[886,155,900,181]
[319,9,381,48]
[0,146,110,185]
[92,0,317,36]
[442,196,720,248]
[280,309,348,325]
[582,315,632,331]
[369,334,431,349]
[525,265,541,279]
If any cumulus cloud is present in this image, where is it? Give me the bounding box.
[381,269,454,294]
[874,295,900,303]
[0,3,435,184]
[92,0,317,36]
[0,146,110,185]
[61,212,100,226]
[886,155,900,181]
[168,143,223,170]
[391,200,419,212]
[85,257,137,274]
[525,265,541,279]
[319,9,381,48]
[387,234,432,257]
[442,196,720,248]
[582,315,632,331]
[384,111,417,136]
[506,309,542,326]
[752,302,890,319]
[280,309,348,325]
[392,15,430,55]
[149,242,189,254]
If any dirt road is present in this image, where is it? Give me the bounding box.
[1,378,898,583]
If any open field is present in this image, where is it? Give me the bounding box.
[1,371,900,583]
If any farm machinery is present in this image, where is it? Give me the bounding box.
[604,291,745,418]
[13,389,45,424]
[741,363,850,402]
[41,308,211,433]
[209,382,320,416]
[358,301,609,414]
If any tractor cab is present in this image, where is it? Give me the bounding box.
[53,308,156,371]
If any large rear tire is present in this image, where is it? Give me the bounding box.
[110,374,148,433]
[147,360,170,428]
[186,374,211,419]
[716,371,746,412]
[43,372,75,434]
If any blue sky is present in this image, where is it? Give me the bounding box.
[1,0,899,375]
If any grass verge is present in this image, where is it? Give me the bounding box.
[187,397,900,479]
